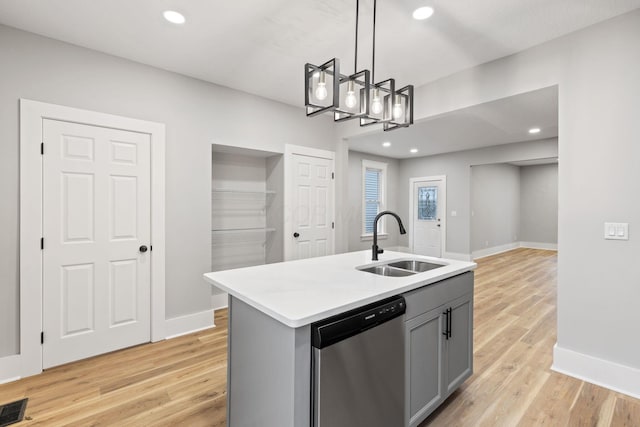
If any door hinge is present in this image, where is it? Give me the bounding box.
[41,142,44,155]
[332,222,335,229]
[41,331,44,344]
[150,245,153,251]
[40,237,44,250]
[331,172,335,179]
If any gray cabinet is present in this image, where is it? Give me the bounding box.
[405,306,445,426]
[445,294,473,395]
[403,272,474,427]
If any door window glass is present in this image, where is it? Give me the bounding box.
[418,186,437,220]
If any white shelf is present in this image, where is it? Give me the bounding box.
[212,188,276,195]
[212,228,276,234]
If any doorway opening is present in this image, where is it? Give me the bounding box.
[210,144,283,309]
[470,158,558,260]
[19,99,166,377]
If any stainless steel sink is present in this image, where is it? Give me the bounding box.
[358,265,416,277]
[387,260,443,273]
[357,258,446,277]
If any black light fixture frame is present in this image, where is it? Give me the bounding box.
[304,0,415,132]
[334,70,371,122]
[360,78,395,127]
[305,58,340,117]
[384,84,414,131]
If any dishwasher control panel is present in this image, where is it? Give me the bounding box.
[311,296,406,349]
[364,299,406,327]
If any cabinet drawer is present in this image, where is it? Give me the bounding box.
[403,272,474,320]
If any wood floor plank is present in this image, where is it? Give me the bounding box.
[567,382,614,426]
[611,397,640,427]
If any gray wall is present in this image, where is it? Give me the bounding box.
[339,10,640,373]
[347,151,401,251]
[396,139,558,256]
[0,24,338,357]
[4,7,640,383]
[470,164,521,252]
[266,155,285,265]
[520,164,558,244]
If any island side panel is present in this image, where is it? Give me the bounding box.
[228,296,311,427]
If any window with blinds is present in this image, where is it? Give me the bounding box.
[362,159,387,236]
[364,169,381,233]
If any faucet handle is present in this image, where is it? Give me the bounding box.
[377,248,384,254]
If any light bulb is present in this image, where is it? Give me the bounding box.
[315,84,328,101]
[371,88,383,114]
[392,102,403,119]
[315,71,328,101]
[344,80,357,108]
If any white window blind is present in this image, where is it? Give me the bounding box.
[362,160,387,236]
[364,169,381,233]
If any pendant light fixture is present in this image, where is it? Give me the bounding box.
[304,0,413,131]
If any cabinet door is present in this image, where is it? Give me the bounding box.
[445,293,473,396]
[405,307,445,427]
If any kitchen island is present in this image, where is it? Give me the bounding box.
[204,250,476,427]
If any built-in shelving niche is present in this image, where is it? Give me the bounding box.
[211,145,284,283]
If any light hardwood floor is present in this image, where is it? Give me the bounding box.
[1,248,639,426]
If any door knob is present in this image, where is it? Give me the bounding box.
[293,232,300,238]
[139,245,148,253]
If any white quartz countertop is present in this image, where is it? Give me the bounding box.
[203,250,476,328]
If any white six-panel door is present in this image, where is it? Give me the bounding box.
[42,119,151,368]
[290,154,334,260]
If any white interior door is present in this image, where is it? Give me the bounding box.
[290,153,334,260]
[42,119,151,368]
[412,179,444,257]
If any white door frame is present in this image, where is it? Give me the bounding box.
[19,99,166,378]
[283,144,336,261]
[409,175,447,257]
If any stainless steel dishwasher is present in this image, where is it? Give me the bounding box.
[311,296,406,427]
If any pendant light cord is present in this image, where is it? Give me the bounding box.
[354,0,359,73]
[372,0,377,84]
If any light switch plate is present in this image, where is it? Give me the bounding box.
[604,222,629,240]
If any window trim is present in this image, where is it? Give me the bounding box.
[361,159,388,238]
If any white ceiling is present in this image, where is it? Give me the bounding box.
[348,86,558,159]
[0,1,634,159]
[0,0,638,108]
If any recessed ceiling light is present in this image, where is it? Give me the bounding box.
[410,148,419,154]
[163,10,186,24]
[529,127,541,134]
[382,141,391,147]
[412,6,434,20]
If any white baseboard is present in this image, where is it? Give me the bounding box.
[165,309,215,340]
[552,344,640,399]
[0,354,21,384]
[211,292,228,310]
[472,242,520,260]
[520,241,558,250]
[443,252,472,261]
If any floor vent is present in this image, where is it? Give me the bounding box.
[0,398,28,427]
